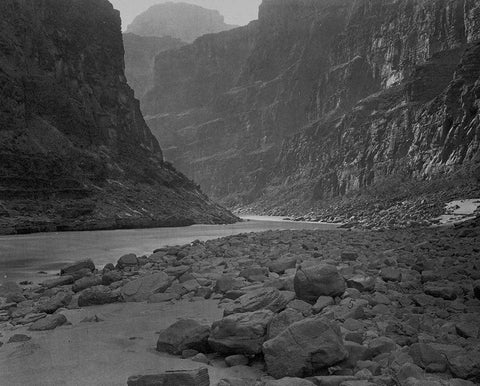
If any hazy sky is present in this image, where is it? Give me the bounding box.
[109,0,262,30]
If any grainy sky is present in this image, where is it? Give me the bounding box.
[109,0,262,30]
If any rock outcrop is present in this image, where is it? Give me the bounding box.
[123,33,185,98]
[126,2,238,43]
[0,0,238,235]
[143,0,480,217]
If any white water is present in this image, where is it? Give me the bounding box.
[0,216,337,283]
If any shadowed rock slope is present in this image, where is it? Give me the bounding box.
[126,2,238,43]
[143,0,480,222]
[0,0,238,235]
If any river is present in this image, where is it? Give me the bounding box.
[0,216,337,283]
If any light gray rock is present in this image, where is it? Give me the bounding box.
[122,272,172,302]
[156,319,210,355]
[294,264,346,303]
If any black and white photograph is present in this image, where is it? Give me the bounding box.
[1,0,480,384]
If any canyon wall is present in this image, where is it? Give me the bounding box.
[143,0,480,212]
[0,0,237,234]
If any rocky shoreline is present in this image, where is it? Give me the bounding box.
[1,218,480,385]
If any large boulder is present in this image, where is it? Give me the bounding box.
[223,287,288,316]
[78,286,121,307]
[267,308,304,339]
[121,272,172,302]
[40,275,74,289]
[209,310,274,355]
[262,317,347,378]
[264,378,315,386]
[156,319,210,355]
[60,259,95,277]
[37,291,73,314]
[127,368,209,386]
[72,276,102,293]
[294,264,346,303]
[117,254,138,269]
[29,314,67,331]
[268,256,297,274]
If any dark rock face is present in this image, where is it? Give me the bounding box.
[143,0,480,212]
[0,0,237,235]
[126,2,238,43]
[123,33,185,99]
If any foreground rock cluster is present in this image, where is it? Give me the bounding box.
[1,219,480,385]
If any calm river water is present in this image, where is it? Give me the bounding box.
[0,216,336,283]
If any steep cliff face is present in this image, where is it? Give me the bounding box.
[123,33,185,98]
[126,2,238,43]
[143,0,480,214]
[0,0,237,234]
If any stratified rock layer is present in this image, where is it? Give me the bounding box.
[143,0,480,214]
[0,0,237,235]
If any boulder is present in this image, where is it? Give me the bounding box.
[209,310,273,355]
[240,267,269,282]
[7,334,31,343]
[72,276,102,293]
[263,317,347,378]
[312,296,334,314]
[409,343,446,372]
[127,368,209,386]
[78,286,121,307]
[40,275,74,289]
[156,319,210,355]
[346,275,375,292]
[268,256,297,274]
[380,268,402,282]
[264,378,316,386]
[117,254,138,269]
[60,259,95,277]
[37,291,72,313]
[267,308,304,339]
[447,350,480,380]
[225,354,249,367]
[102,270,123,285]
[29,314,67,331]
[122,272,172,302]
[224,287,288,316]
[294,264,346,303]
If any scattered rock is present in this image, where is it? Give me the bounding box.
[224,287,288,316]
[294,264,346,303]
[29,314,67,331]
[72,276,102,293]
[127,368,210,386]
[122,272,172,302]
[117,254,138,269]
[156,319,210,355]
[40,276,74,289]
[7,334,31,343]
[225,354,249,367]
[209,310,273,355]
[263,317,347,378]
[60,260,95,277]
[78,286,121,307]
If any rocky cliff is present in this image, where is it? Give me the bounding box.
[126,2,238,43]
[143,0,480,220]
[123,33,185,98]
[0,0,237,234]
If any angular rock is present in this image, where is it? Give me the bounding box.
[225,354,249,367]
[60,260,95,276]
[127,368,209,386]
[37,291,72,314]
[346,275,375,292]
[29,314,67,331]
[294,264,346,303]
[40,276,74,289]
[268,308,304,339]
[224,287,288,316]
[122,272,172,302]
[312,296,334,314]
[209,310,273,355]
[263,317,347,378]
[102,270,123,286]
[409,343,446,371]
[380,268,402,282]
[156,319,210,355]
[72,276,102,293]
[268,256,297,274]
[239,267,268,282]
[7,334,31,343]
[78,286,121,307]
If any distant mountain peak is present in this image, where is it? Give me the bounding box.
[126,2,238,43]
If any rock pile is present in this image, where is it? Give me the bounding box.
[1,221,480,385]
